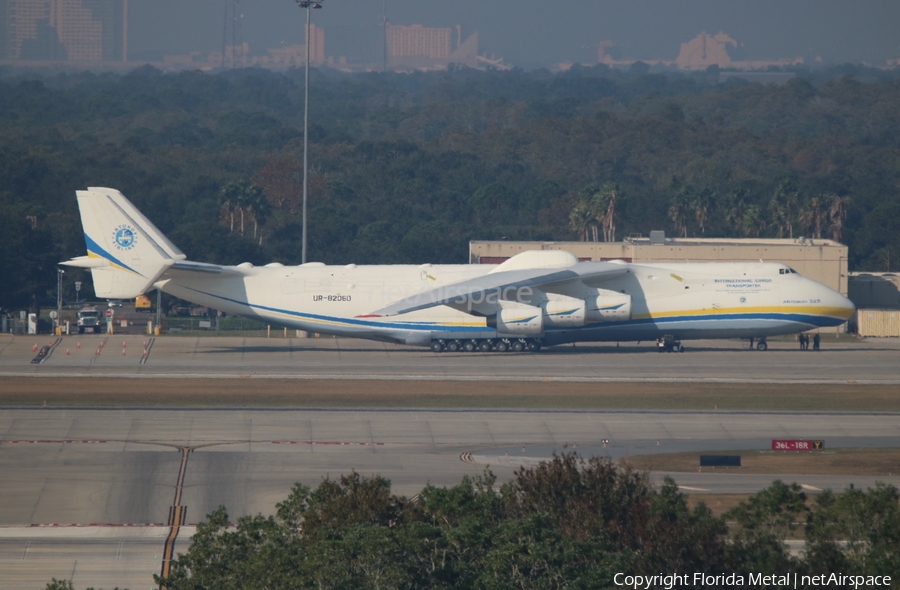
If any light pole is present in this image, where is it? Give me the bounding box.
[56,268,65,334]
[295,0,323,264]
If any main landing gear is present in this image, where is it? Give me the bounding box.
[747,337,768,351]
[430,338,542,353]
[656,335,685,353]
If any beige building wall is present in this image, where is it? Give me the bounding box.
[470,237,849,296]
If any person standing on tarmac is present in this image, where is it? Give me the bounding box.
[813,333,821,351]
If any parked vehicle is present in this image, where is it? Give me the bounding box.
[77,307,103,334]
[135,295,154,312]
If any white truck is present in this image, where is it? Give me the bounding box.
[77,307,103,334]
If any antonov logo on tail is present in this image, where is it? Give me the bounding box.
[113,225,137,250]
[63,187,856,354]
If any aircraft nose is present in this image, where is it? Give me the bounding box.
[822,285,855,321]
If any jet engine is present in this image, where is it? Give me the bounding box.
[585,292,632,322]
[488,306,543,335]
[542,298,587,328]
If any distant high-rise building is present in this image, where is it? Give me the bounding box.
[387,23,450,60]
[0,0,127,63]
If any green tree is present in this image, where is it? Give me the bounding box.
[569,202,593,242]
[725,190,749,237]
[743,204,767,238]
[724,480,807,574]
[668,178,693,238]
[771,180,799,239]
[828,193,851,242]
[218,182,241,233]
[692,189,711,236]
[805,484,900,577]
[801,195,828,240]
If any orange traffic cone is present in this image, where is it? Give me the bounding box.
[96,348,101,356]
[66,349,70,355]
[122,348,126,356]
[122,341,126,348]
[76,342,81,349]
[33,344,38,352]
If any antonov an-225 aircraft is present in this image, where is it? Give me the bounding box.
[63,187,855,353]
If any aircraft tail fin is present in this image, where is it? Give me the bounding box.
[62,187,186,299]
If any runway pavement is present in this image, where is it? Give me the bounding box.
[1,334,899,588]
[1,333,899,383]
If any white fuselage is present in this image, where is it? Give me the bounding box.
[157,259,854,347]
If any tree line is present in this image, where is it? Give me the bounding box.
[2,63,899,310]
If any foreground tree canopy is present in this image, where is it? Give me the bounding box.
[150,455,896,590]
[3,64,900,309]
[45,455,899,589]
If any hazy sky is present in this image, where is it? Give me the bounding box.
[127,1,900,68]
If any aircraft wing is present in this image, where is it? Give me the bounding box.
[369,261,629,316]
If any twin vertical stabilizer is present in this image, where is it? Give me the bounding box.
[62,187,186,298]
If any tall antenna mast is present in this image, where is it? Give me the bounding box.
[231,0,242,68]
[221,0,228,69]
[382,0,387,72]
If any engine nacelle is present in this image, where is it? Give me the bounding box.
[542,298,587,328]
[585,293,632,322]
[489,306,544,336]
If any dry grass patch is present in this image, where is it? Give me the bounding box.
[1,377,899,411]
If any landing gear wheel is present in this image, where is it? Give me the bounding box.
[526,340,542,352]
[511,340,526,353]
[756,341,768,351]
[430,340,444,353]
[478,340,493,352]
[463,340,477,353]
[445,340,460,353]
[495,340,509,353]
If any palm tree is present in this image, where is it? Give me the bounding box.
[668,194,692,238]
[668,177,693,238]
[743,204,767,237]
[577,184,603,242]
[827,193,851,242]
[767,198,788,238]
[725,190,748,237]
[772,181,799,238]
[244,184,271,244]
[601,184,619,242]
[801,196,827,239]
[569,203,593,242]
[692,189,711,235]
[219,182,242,232]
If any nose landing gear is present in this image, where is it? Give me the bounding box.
[656,335,684,353]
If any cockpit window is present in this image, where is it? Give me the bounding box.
[780,267,798,274]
